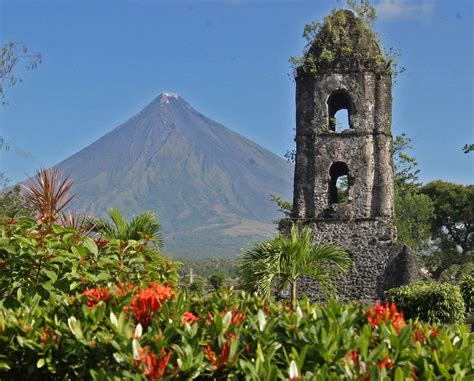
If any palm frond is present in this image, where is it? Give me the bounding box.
[128,211,163,244]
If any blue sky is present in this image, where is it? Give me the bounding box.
[1,0,472,185]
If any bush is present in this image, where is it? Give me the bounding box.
[0,216,178,306]
[0,217,472,379]
[459,275,474,313]
[385,281,465,325]
[0,287,472,380]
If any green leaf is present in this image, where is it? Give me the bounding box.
[82,237,98,256]
[394,367,404,381]
[37,358,45,368]
[42,268,58,283]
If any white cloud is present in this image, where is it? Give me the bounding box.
[376,0,434,20]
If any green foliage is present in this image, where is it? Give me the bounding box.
[239,226,352,308]
[395,191,434,253]
[290,1,403,79]
[393,134,435,254]
[0,185,35,218]
[89,208,163,245]
[0,217,178,306]
[177,257,238,279]
[386,281,466,326]
[188,278,204,295]
[421,180,473,255]
[270,194,292,218]
[463,143,474,154]
[0,285,472,380]
[208,273,225,291]
[459,275,474,313]
[420,180,473,279]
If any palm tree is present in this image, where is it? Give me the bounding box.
[239,226,352,309]
[90,208,163,246]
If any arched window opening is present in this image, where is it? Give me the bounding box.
[327,91,353,132]
[329,162,350,204]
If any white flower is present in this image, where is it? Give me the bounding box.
[289,360,299,379]
[68,316,77,335]
[296,306,303,318]
[110,312,118,328]
[257,309,266,331]
[134,323,143,338]
[453,336,461,345]
[132,339,142,359]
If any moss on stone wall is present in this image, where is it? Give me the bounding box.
[292,9,395,77]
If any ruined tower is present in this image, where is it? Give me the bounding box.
[280,9,418,302]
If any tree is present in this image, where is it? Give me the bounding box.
[420,180,473,279]
[208,273,225,291]
[90,208,163,246]
[0,185,34,218]
[239,226,352,309]
[392,134,434,253]
[1,41,42,105]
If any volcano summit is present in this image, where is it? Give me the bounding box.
[54,93,293,257]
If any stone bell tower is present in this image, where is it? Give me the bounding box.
[280,9,418,302]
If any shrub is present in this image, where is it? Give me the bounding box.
[0,216,178,306]
[0,287,472,380]
[459,275,474,313]
[385,281,465,325]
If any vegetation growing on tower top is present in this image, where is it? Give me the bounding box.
[290,1,403,78]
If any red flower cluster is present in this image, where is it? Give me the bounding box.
[204,338,234,369]
[129,283,174,326]
[367,301,406,333]
[82,286,111,308]
[413,323,440,344]
[94,238,109,250]
[377,356,393,370]
[182,311,200,325]
[114,282,135,299]
[135,346,172,381]
[230,308,247,325]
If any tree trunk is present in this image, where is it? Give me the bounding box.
[291,280,297,310]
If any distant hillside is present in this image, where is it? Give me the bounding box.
[54,93,293,258]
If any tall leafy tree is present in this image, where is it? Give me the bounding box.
[239,226,351,309]
[420,180,473,279]
[393,134,434,253]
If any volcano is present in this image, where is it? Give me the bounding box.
[55,93,293,257]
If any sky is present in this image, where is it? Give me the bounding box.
[0,0,473,185]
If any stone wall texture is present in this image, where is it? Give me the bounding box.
[284,52,419,301]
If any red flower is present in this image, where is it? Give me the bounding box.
[94,238,109,249]
[129,283,174,326]
[114,282,135,299]
[231,308,246,325]
[377,356,393,370]
[82,286,111,308]
[204,338,234,369]
[430,326,440,338]
[413,323,426,343]
[182,311,200,325]
[135,346,172,381]
[367,301,405,333]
